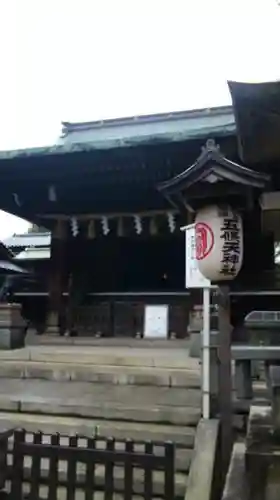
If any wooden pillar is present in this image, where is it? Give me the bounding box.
[65,238,89,336]
[46,220,67,335]
[66,272,77,336]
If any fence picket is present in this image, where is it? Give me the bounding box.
[144,441,153,500]
[66,435,78,500]
[47,433,60,500]
[10,429,25,500]
[84,437,96,500]
[104,437,115,500]
[124,439,133,500]
[164,441,175,500]
[30,431,43,500]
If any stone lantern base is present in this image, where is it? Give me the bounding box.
[0,303,26,350]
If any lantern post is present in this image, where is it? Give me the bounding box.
[202,285,211,419]
[195,204,244,469]
[182,223,211,419]
[158,138,270,473]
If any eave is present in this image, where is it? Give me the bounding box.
[0,242,27,274]
[0,242,14,261]
[228,80,280,165]
[0,130,238,228]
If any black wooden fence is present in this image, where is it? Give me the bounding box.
[8,430,175,500]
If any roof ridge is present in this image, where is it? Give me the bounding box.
[61,105,233,134]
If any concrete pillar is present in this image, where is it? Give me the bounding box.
[246,405,280,500]
[235,360,253,400]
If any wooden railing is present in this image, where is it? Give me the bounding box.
[8,430,175,500]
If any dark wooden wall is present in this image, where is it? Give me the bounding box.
[72,298,190,338]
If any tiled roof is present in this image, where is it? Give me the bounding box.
[0,106,235,161]
[4,232,51,249]
[15,247,50,260]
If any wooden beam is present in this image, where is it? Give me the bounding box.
[36,209,179,220]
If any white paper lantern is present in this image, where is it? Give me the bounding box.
[195,205,243,281]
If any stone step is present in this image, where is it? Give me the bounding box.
[0,395,201,426]
[0,412,196,446]
[28,335,190,349]
[0,361,201,388]
[0,378,201,410]
[0,346,199,370]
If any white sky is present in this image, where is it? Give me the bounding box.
[0,0,279,239]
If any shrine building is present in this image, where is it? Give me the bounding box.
[1,89,280,338]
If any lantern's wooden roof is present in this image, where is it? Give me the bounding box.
[158,139,270,210]
[158,139,270,195]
